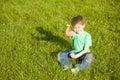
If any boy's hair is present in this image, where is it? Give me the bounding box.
[71,15,84,26]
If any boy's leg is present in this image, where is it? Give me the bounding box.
[75,52,95,71]
[57,51,72,70]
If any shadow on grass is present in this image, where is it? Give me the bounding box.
[31,27,71,58]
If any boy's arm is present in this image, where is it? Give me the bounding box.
[65,24,73,36]
[73,46,89,59]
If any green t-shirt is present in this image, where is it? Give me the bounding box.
[70,31,92,53]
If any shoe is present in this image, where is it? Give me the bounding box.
[63,65,72,70]
[71,68,79,74]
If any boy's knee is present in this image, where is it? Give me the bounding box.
[57,52,67,61]
[57,52,66,57]
[86,53,95,63]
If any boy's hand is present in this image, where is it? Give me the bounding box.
[65,24,74,36]
[70,53,76,59]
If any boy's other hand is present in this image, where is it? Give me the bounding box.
[70,53,76,59]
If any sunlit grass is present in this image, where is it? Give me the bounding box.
[0,0,120,80]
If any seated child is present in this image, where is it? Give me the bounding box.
[57,15,95,74]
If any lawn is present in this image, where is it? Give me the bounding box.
[0,0,120,80]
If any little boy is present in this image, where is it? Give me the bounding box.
[57,15,95,74]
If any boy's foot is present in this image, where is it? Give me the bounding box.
[71,67,79,74]
[63,65,72,70]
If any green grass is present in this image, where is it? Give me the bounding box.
[0,0,120,80]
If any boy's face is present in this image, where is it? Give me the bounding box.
[73,22,85,32]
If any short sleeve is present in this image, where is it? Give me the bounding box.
[70,31,76,40]
[85,33,92,46]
